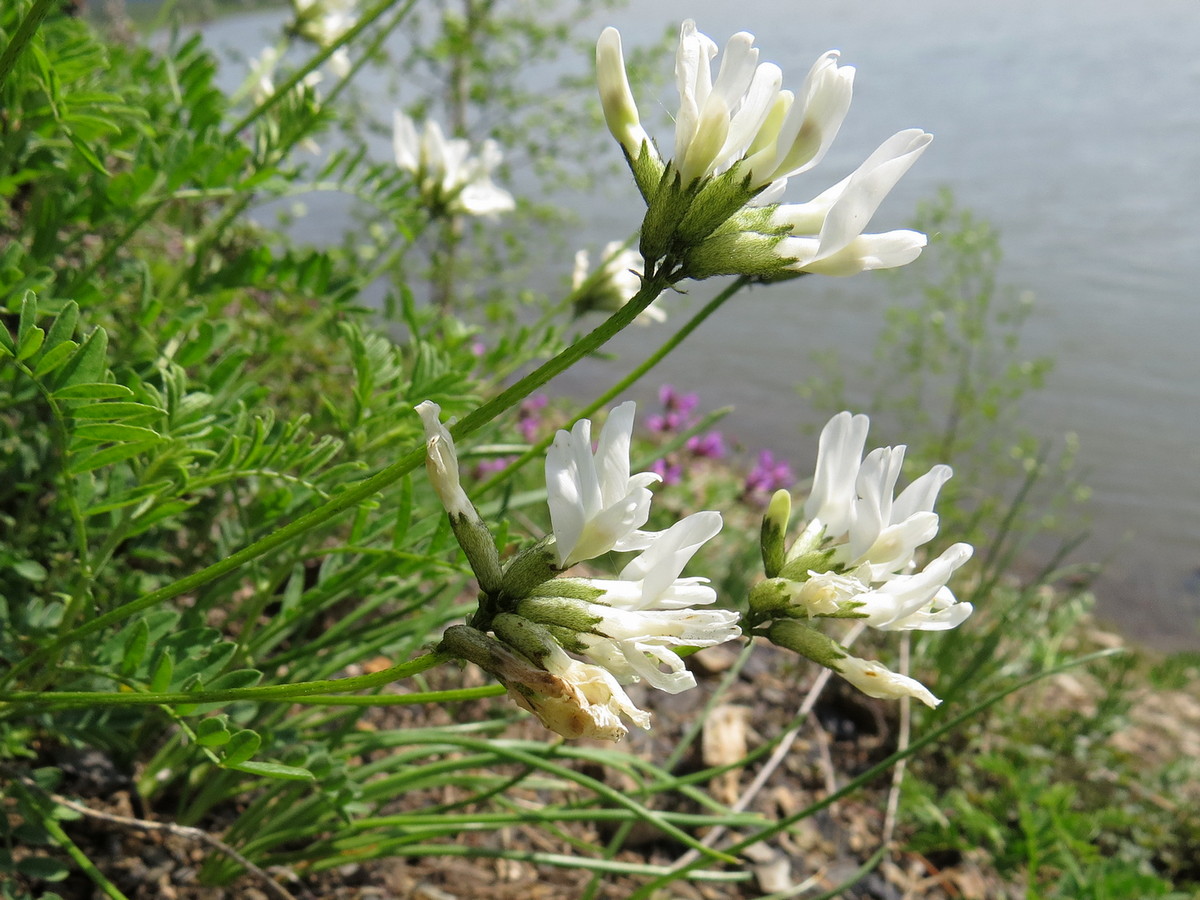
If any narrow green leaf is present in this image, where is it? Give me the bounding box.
[126,499,195,535]
[44,300,79,349]
[66,131,110,176]
[176,321,214,367]
[52,382,131,401]
[13,559,47,582]
[82,480,173,517]
[16,325,43,361]
[16,856,70,881]
[72,422,162,443]
[16,291,37,346]
[195,718,232,747]
[222,730,261,767]
[67,439,158,474]
[69,402,164,422]
[226,760,315,781]
[149,652,174,692]
[32,340,78,376]
[52,326,108,390]
[203,669,263,692]
[119,619,149,677]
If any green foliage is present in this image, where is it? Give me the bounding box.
[0,4,1193,899]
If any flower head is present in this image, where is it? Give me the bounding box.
[523,511,739,694]
[435,402,742,741]
[753,411,974,706]
[596,20,929,281]
[572,242,663,324]
[545,402,660,568]
[393,112,516,218]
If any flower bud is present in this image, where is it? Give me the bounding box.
[760,489,791,578]
[415,401,503,595]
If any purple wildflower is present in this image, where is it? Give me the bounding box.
[745,450,794,495]
[686,430,726,459]
[659,384,699,417]
[651,457,683,485]
[473,456,515,479]
[649,384,700,434]
[518,394,549,442]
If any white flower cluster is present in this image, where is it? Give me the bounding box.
[291,0,356,77]
[755,412,974,707]
[571,242,664,325]
[597,20,929,280]
[418,401,739,741]
[393,112,516,219]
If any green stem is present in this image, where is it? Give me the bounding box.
[0,0,56,91]
[475,275,752,498]
[2,272,673,687]
[227,0,418,137]
[0,651,448,709]
[10,780,130,899]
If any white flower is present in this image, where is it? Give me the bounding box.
[769,410,974,635]
[596,27,655,163]
[393,112,516,218]
[800,411,956,579]
[596,20,856,192]
[293,0,357,47]
[414,400,473,519]
[545,401,660,568]
[511,641,652,741]
[596,20,929,280]
[671,21,853,188]
[848,543,975,631]
[572,242,663,324]
[768,129,932,276]
[447,620,650,741]
[527,512,739,694]
[248,47,281,105]
[836,655,942,708]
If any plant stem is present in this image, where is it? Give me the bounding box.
[226,0,418,138]
[474,275,752,498]
[0,651,449,709]
[0,0,56,91]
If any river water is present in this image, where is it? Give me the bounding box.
[190,1,1200,648]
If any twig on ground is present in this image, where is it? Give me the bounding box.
[882,633,913,847]
[671,623,868,869]
[9,771,303,900]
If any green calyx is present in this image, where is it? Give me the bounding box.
[499,538,559,602]
[516,595,604,635]
[766,619,848,669]
[450,511,504,596]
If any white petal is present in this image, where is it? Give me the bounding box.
[393,111,420,172]
[815,130,932,259]
[893,464,953,523]
[798,230,928,276]
[618,510,722,606]
[837,655,941,707]
[596,27,652,158]
[848,445,906,560]
[718,62,783,172]
[595,402,636,505]
[803,411,870,536]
